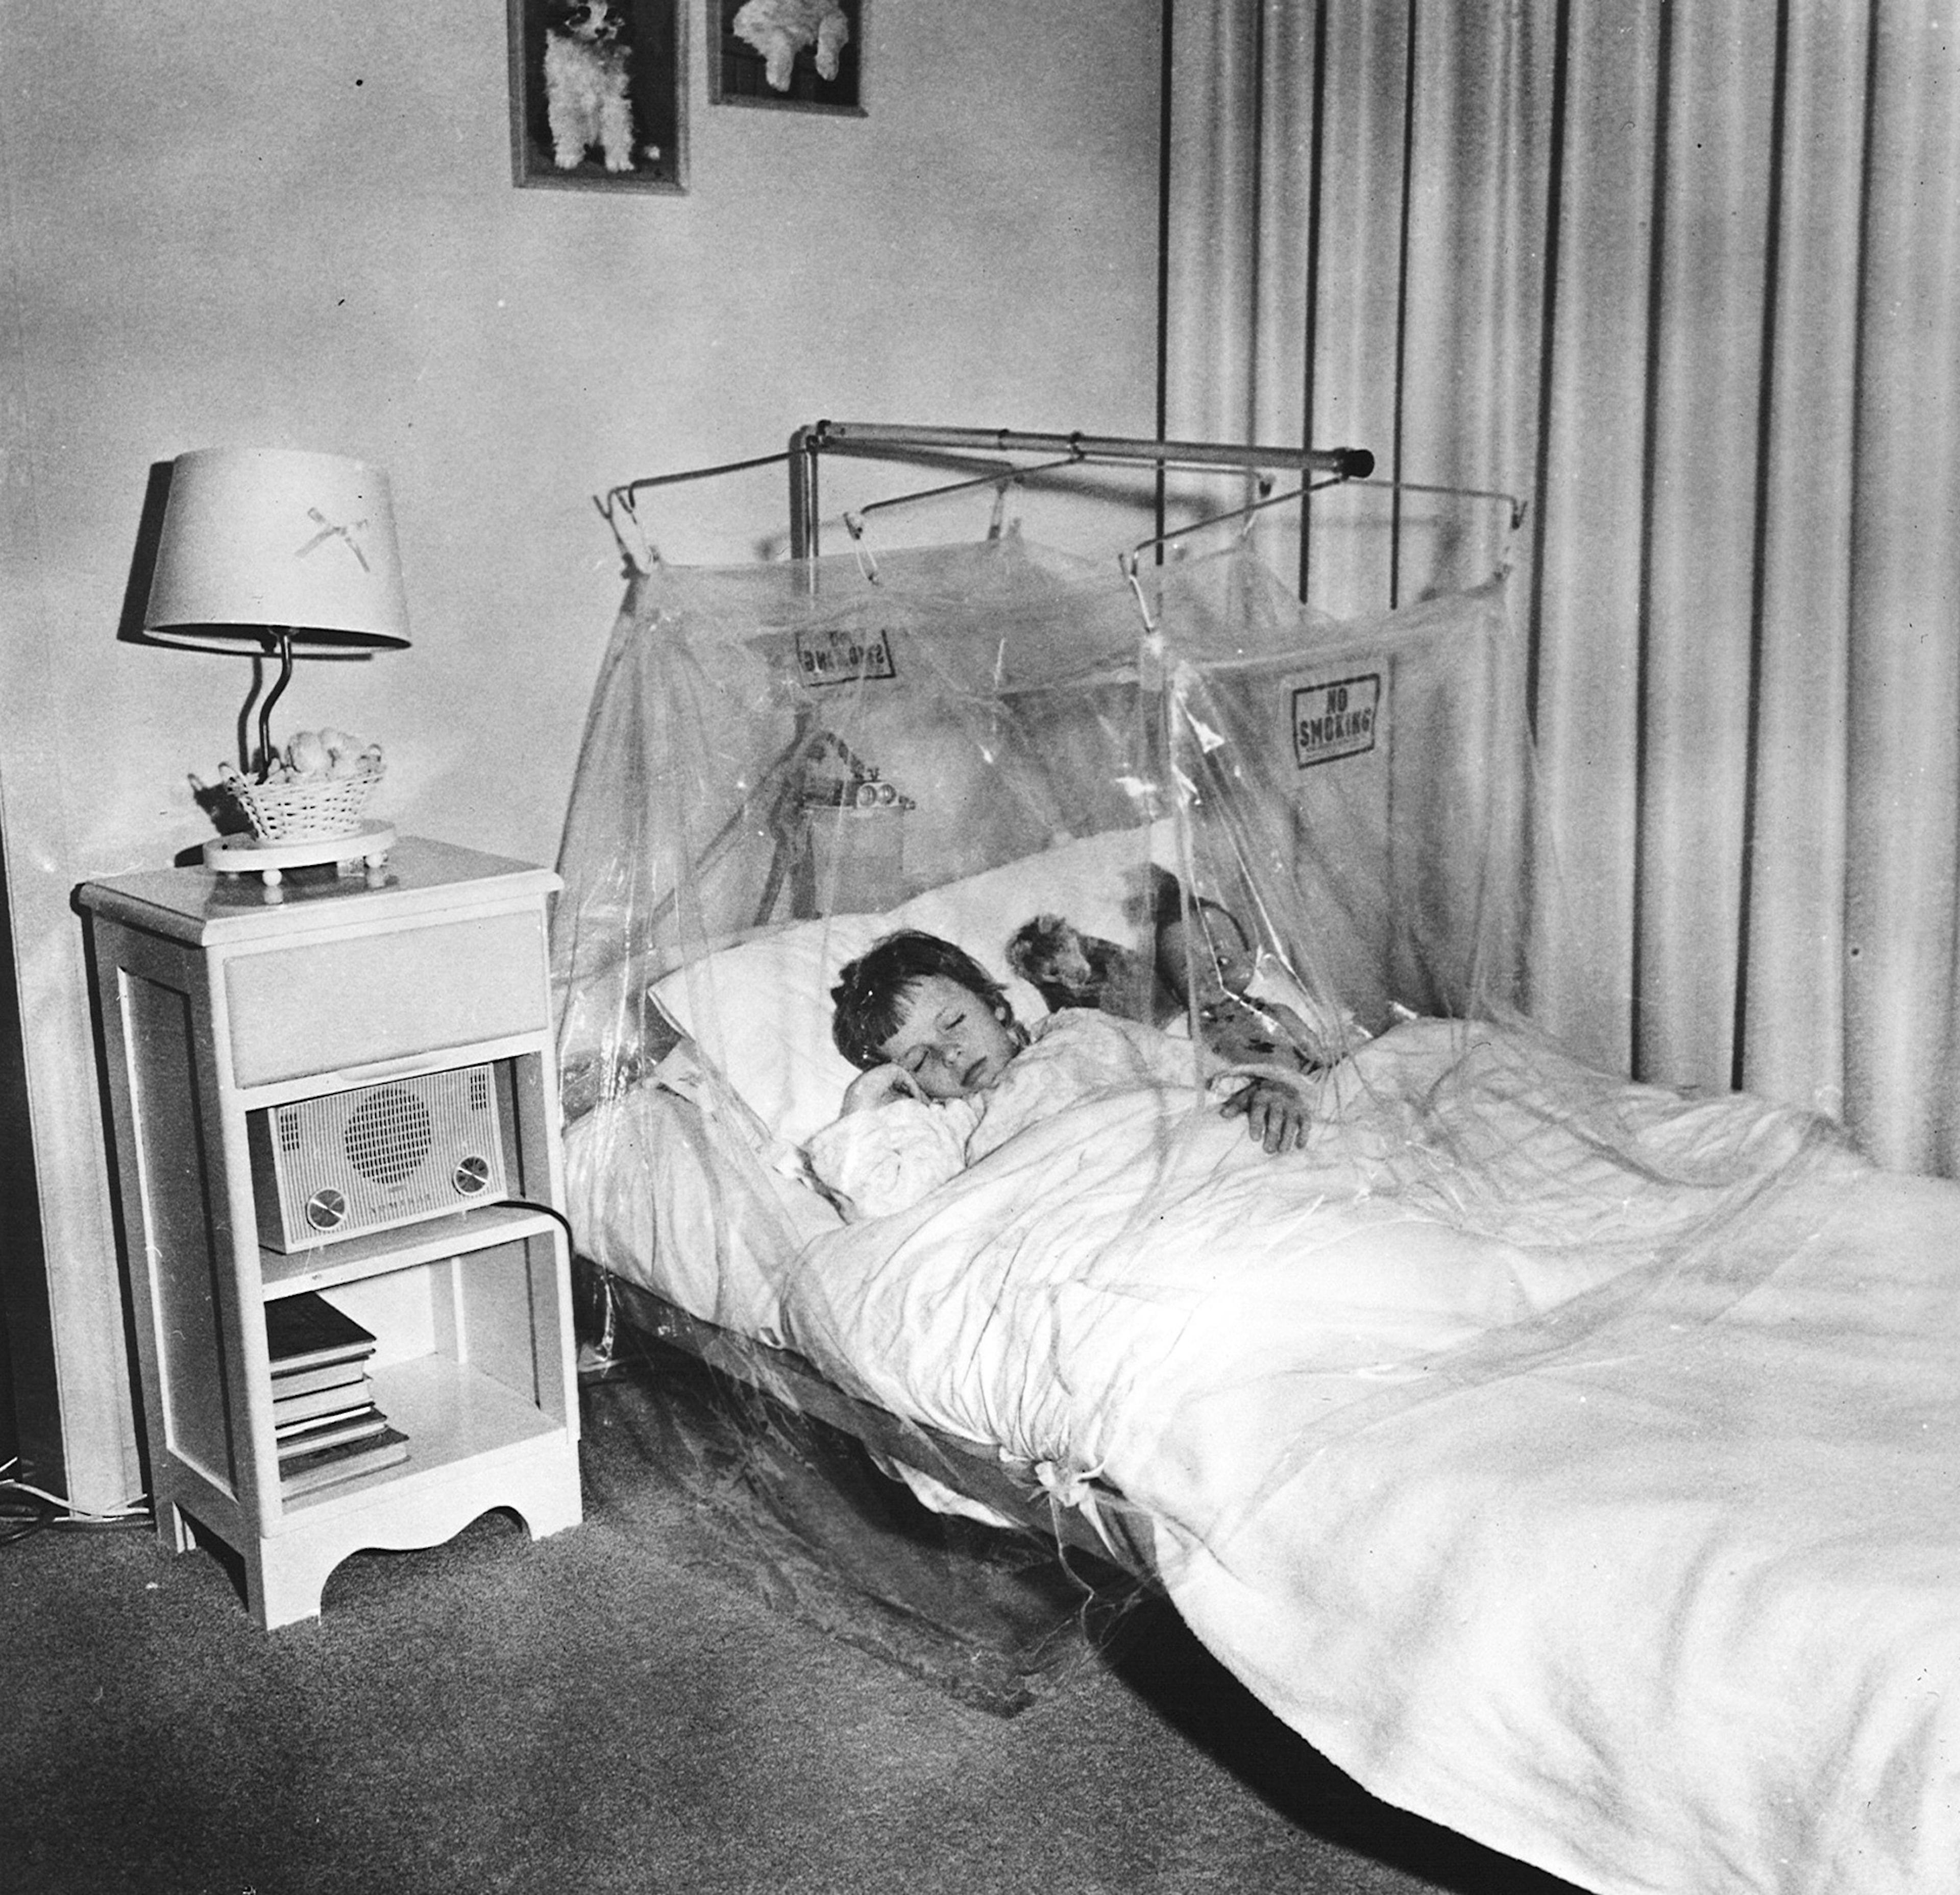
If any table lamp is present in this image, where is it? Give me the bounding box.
[142,446,412,896]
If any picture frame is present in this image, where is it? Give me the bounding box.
[707,0,866,116]
[508,0,688,192]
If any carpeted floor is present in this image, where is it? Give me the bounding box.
[1,1366,1585,1895]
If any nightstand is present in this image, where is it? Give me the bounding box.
[79,837,581,1627]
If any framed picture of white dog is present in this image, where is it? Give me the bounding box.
[509,0,688,191]
[708,0,864,115]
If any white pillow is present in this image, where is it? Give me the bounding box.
[650,826,1168,1146]
[650,914,884,1149]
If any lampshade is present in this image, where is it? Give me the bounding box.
[143,447,411,654]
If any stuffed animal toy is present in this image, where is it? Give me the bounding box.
[1149,867,1330,1073]
[1191,993,1329,1075]
[731,0,850,91]
[1005,914,1157,1022]
[544,0,638,172]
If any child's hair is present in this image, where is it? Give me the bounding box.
[830,929,1013,1071]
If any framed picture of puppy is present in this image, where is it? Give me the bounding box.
[508,0,688,191]
[708,0,865,115]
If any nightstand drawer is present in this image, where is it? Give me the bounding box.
[224,911,549,1086]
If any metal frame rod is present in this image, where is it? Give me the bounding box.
[601,449,792,513]
[1120,474,1352,571]
[786,420,1376,560]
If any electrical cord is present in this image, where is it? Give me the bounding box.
[0,1459,150,1544]
[0,1488,61,1547]
[500,1198,625,1384]
[502,1196,578,1252]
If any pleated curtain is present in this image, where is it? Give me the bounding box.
[1163,0,1960,1174]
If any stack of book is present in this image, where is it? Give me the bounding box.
[265,1293,410,1497]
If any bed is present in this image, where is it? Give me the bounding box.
[553,442,1960,1895]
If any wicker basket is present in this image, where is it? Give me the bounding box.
[223,762,384,843]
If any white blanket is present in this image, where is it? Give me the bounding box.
[777,1018,1960,1895]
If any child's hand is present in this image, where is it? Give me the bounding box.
[842,1064,928,1115]
[1218,1076,1310,1154]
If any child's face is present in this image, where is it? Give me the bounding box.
[876,974,1020,1099]
[1159,907,1255,1007]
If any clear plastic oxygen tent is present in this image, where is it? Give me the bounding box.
[550,425,1960,1895]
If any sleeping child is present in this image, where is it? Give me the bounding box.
[806,929,1310,1221]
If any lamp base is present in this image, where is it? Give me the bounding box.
[203,821,397,904]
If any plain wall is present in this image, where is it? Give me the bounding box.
[0,1,1165,1507]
